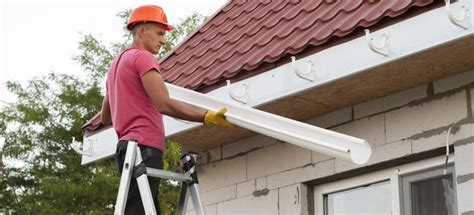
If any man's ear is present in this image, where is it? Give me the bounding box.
[136,25,146,38]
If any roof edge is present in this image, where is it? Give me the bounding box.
[158,1,231,64]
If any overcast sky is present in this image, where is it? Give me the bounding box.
[0,0,228,104]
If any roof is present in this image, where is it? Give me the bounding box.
[82,0,438,134]
[159,0,435,91]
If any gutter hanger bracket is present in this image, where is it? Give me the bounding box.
[71,137,92,156]
[365,29,389,57]
[291,56,315,82]
[445,0,471,30]
[226,80,249,104]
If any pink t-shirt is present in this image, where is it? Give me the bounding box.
[106,47,165,151]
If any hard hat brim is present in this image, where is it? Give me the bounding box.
[127,21,174,31]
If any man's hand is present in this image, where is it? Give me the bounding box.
[204,107,233,127]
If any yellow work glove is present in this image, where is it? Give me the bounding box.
[204,107,233,127]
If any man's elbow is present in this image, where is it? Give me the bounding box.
[155,99,173,116]
[101,117,112,126]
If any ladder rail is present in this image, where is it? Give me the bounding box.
[134,148,157,215]
[114,141,206,214]
[176,183,190,215]
[114,141,138,214]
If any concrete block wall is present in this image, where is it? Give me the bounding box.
[187,69,474,214]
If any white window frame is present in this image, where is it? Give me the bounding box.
[400,165,457,215]
[313,154,455,215]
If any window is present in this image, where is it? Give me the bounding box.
[401,166,458,215]
[324,181,391,215]
[313,155,457,215]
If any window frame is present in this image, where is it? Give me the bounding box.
[400,165,457,215]
[313,155,455,215]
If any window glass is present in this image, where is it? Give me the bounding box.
[402,166,457,215]
[325,181,391,215]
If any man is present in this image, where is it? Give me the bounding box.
[100,5,232,214]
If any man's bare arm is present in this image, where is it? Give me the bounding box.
[100,95,112,125]
[141,70,206,122]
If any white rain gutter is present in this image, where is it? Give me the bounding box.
[168,84,371,165]
[73,0,473,165]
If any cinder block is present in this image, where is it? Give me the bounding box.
[197,147,222,165]
[206,204,217,215]
[354,85,427,119]
[332,114,385,147]
[198,156,246,192]
[367,139,412,165]
[455,141,474,177]
[279,184,309,215]
[267,159,335,189]
[334,157,359,174]
[412,122,474,154]
[186,204,217,215]
[247,143,312,179]
[385,91,467,143]
[267,168,305,190]
[304,159,335,181]
[222,134,276,158]
[433,69,474,94]
[217,189,278,214]
[456,180,474,215]
[411,132,445,153]
[307,107,352,128]
[237,180,256,198]
[312,151,334,163]
[335,139,411,173]
[201,184,236,206]
[256,177,267,190]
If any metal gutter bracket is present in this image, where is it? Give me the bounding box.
[291,56,316,82]
[226,80,249,104]
[445,0,471,30]
[365,29,389,57]
[71,137,92,156]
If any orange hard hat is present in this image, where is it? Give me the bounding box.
[127,5,173,31]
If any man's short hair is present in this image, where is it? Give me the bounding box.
[130,22,165,36]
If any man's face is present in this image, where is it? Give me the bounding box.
[140,23,166,55]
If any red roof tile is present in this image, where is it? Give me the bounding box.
[159,0,435,91]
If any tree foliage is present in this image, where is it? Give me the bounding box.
[0,11,206,214]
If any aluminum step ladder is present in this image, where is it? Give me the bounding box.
[114,140,205,215]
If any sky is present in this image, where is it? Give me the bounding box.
[0,0,228,104]
[0,0,228,148]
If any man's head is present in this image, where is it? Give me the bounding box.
[127,5,173,54]
[131,23,166,54]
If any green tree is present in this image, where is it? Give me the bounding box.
[0,11,206,214]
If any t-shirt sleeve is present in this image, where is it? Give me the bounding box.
[133,50,161,77]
